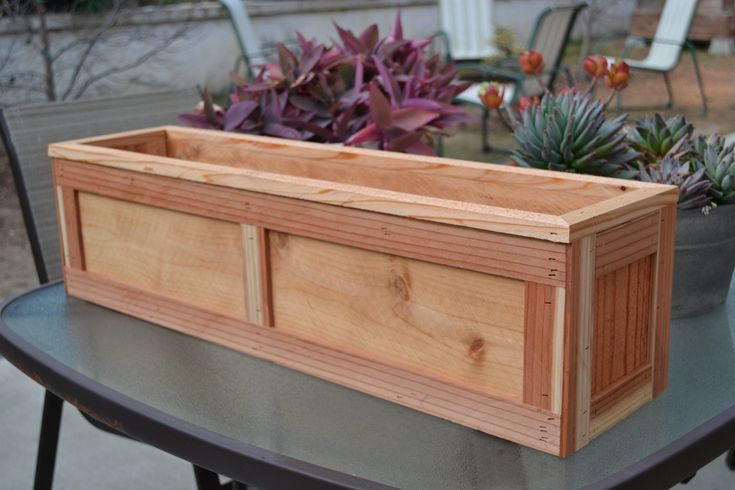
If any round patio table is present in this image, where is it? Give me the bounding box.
[2,281,735,489]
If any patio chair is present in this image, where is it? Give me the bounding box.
[594,0,707,115]
[0,88,228,489]
[452,3,586,153]
[437,0,497,63]
[217,0,267,80]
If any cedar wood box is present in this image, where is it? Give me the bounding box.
[48,126,678,456]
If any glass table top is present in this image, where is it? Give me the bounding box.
[3,282,735,489]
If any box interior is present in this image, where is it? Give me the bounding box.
[84,128,636,217]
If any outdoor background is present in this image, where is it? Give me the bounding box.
[1,0,735,488]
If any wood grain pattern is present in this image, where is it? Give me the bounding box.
[55,159,567,286]
[564,187,678,242]
[163,129,623,216]
[53,184,85,270]
[573,235,595,450]
[595,212,659,277]
[653,204,676,396]
[48,126,678,243]
[589,366,653,439]
[85,129,167,156]
[592,255,654,396]
[64,267,562,455]
[257,226,273,327]
[269,231,527,400]
[242,224,267,326]
[78,193,247,318]
[523,282,556,410]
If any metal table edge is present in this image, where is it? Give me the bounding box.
[0,282,395,490]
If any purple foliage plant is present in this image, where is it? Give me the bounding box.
[178,14,472,155]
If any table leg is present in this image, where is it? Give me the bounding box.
[193,465,222,490]
[34,390,63,490]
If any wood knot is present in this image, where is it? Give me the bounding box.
[271,232,289,250]
[467,337,486,362]
[391,274,410,301]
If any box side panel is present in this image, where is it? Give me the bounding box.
[591,255,654,395]
[54,159,568,286]
[269,231,526,401]
[78,192,248,319]
[63,267,562,455]
[587,212,662,440]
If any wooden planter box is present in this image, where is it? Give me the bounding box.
[49,126,677,456]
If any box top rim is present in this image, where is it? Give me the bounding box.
[48,126,678,244]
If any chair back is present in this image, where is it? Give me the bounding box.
[522,3,586,96]
[0,88,199,284]
[439,0,496,61]
[217,0,267,78]
[645,0,699,71]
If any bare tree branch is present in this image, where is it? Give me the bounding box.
[72,23,189,99]
[60,0,125,100]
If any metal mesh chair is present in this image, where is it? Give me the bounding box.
[595,0,706,114]
[0,88,209,490]
[453,4,586,152]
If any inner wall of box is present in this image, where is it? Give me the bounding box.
[75,191,657,419]
[86,129,632,216]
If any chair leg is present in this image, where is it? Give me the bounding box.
[481,106,490,153]
[663,72,674,109]
[688,42,708,116]
[193,465,222,490]
[726,447,735,470]
[34,391,63,490]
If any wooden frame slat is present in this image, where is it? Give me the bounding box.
[54,159,567,286]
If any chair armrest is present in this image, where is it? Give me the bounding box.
[455,63,525,82]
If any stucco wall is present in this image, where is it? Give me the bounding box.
[0,0,635,106]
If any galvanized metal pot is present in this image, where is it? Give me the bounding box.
[672,204,735,318]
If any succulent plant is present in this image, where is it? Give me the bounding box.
[627,114,693,165]
[638,155,712,210]
[511,90,639,178]
[178,14,471,155]
[690,134,735,204]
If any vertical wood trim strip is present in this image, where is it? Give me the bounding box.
[258,227,273,327]
[242,224,264,325]
[551,287,566,414]
[574,235,595,450]
[560,236,595,456]
[56,186,71,268]
[653,204,676,396]
[57,185,84,269]
[523,282,556,410]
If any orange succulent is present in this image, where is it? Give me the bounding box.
[605,59,631,91]
[583,54,608,79]
[478,82,505,109]
[519,50,544,75]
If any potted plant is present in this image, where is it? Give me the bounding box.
[630,117,735,318]
[483,51,735,318]
[179,15,472,155]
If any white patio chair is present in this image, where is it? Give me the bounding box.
[438,0,497,62]
[595,0,707,114]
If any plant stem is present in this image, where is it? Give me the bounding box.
[495,107,514,132]
[603,88,618,108]
[582,77,598,96]
[534,72,549,95]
